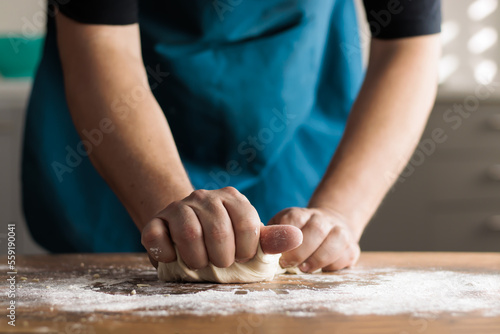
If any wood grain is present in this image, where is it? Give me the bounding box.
[1,252,499,334]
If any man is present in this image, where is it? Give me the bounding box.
[23,0,441,273]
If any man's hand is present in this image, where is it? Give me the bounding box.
[269,207,360,273]
[142,187,303,268]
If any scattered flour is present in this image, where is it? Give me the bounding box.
[3,267,499,318]
[149,248,161,260]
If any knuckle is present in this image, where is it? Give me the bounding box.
[221,186,240,197]
[189,189,210,201]
[165,200,182,213]
[234,218,260,234]
[309,216,330,237]
[177,224,202,243]
[336,227,350,242]
[207,225,231,241]
[202,196,222,212]
[308,215,324,230]
[284,207,302,217]
[282,207,307,224]
[166,202,193,224]
[330,225,344,238]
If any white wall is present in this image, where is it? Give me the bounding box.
[0,1,47,255]
[356,0,500,99]
[0,0,46,35]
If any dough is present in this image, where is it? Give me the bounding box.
[158,244,282,283]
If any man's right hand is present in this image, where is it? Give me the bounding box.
[141,187,303,269]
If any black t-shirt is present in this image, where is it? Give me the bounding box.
[56,0,441,39]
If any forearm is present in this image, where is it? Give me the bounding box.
[57,14,193,229]
[309,35,441,240]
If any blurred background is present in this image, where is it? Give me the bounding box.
[0,0,498,255]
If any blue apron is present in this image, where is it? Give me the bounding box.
[22,0,363,253]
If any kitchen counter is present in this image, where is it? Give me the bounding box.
[1,252,499,333]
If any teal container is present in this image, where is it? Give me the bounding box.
[0,35,44,78]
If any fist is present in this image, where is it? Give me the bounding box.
[141,187,303,269]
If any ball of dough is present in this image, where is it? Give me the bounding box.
[158,244,283,283]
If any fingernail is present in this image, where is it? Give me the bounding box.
[280,259,296,268]
[235,258,250,264]
[299,263,309,272]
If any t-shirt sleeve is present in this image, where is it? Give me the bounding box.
[362,0,441,39]
[56,0,139,25]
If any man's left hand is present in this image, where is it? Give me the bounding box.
[268,207,360,273]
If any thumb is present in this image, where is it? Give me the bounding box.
[260,225,303,254]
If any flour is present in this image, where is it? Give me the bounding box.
[149,247,161,260]
[3,267,499,318]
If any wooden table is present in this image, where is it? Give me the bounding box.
[1,252,499,334]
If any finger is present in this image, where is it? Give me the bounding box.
[267,207,311,229]
[299,226,350,273]
[279,214,332,267]
[260,225,303,254]
[220,187,261,263]
[323,244,361,272]
[163,201,208,270]
[188,190,235,268]
[141,217,176,264]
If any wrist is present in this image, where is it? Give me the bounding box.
[308,196,369,242]
[134,182,194,231]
